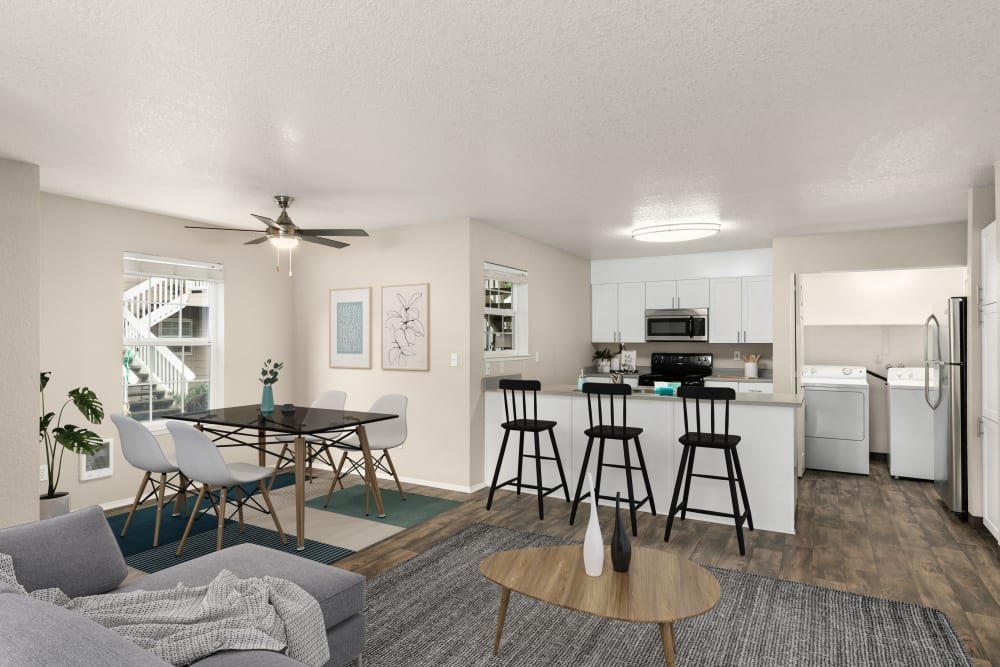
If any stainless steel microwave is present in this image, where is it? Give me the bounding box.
[645,308,709,342]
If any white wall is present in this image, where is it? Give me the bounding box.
[469,220,591,485]
[38,194,294,510]
[0,159,41,528]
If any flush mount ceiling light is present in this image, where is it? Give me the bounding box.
[631,222,721,243]
[268,233,300,249]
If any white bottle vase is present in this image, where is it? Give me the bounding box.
[583,473,605,576]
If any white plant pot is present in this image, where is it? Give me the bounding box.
[39,493,70,520]
[596,360,611,373]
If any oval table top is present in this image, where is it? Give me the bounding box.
[480,544,720,624]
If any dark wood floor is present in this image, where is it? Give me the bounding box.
[335,460,1000,666]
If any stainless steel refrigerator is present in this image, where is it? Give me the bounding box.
[925,296,968,518]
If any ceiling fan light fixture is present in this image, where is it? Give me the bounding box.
[631,222,721,243]
[269,235,299,250]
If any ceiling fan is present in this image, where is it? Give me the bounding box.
[185,195,368,276]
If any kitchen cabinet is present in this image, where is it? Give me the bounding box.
[984,416,999,542]
[645,279,710,310]
[982,221,997,307]
[984,302,997,422]
[591,282,645,343]
[704,380,773,394]
[708,276,772,343]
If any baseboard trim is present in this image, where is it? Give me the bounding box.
[281,461,485,494]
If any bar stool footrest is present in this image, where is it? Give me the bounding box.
[690,472,744,482]
[673,505,749,523]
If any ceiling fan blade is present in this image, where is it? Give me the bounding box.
[244,236,269,245]
[301,236,349,249]
[299,228,369,237]
[251,214,280,229]
[185,225,260,232]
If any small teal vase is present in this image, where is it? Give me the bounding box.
[261,385,275,415]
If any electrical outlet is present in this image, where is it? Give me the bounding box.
[39,464,47,482]
[498,361,505,374]
[484,362,491,376]
[733,350,741,361]
[535,351,540,362]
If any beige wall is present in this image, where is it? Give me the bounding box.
[0,159,41,528]
[292,219,475,489]
[38,194,294,510]
[468,220,591,486]
[773,222,968,393]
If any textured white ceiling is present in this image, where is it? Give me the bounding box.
[2,1,999,258]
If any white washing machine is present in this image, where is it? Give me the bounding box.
[802,365,870,475]
[887,366,947,480]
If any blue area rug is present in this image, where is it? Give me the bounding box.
[306,486,461,528]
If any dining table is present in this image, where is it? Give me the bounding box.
[171,404,398,550]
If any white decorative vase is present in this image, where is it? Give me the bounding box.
[39,493,70,520]
[583,473,605,577]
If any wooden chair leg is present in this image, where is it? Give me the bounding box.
[258,481,287,544]
[216,486,227,551]
[176,485,207,556]
[267,443,290,491]
[120,471,150,538]
[153,473,167,547]
[335,452,348,489]
[235,486,245,532]
[172,474,189,517]
[323,451,350,507]
[382,450,406,501]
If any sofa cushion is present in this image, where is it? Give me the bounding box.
[0,591,170,666]
[116,544,365,630]
[0,505,127,597]
[191,649,304,666]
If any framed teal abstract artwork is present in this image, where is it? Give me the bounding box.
[329,287,371,368]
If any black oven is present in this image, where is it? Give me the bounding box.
[645,308,709,342]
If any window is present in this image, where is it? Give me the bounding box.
[122,253,224,422]
[484,262,528,357]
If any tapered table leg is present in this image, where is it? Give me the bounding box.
[357,425,386,518]
[294,434,306,550]
[660,622,676,667]
[493,587,511,656]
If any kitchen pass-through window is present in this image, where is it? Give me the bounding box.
[484,262,528,357]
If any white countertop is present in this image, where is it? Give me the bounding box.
[525,384,803,407]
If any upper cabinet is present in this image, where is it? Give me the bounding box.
[645,279,710,310]
[708,276,772,343]
[592,282,645,343]
[982,221,997,307]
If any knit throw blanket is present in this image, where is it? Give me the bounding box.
[0,554,329,666]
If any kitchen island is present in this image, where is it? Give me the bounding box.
[485,385,803,534]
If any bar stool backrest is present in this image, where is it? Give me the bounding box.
[498,379,543,426]
[582,382,632,430]
[677,385,736,438]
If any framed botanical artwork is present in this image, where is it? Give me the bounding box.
[329,287,372,368]
[382,283,430,371]
[80,438,113,481]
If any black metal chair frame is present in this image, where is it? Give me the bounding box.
[664,385,754,555]
[569,382,655,536]
[486,379,570,520]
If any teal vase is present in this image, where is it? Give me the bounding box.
[261,385,275,415]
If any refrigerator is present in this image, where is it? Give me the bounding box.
[925,296,968,519]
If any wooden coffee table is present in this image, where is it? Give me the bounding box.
[480,545,720,667]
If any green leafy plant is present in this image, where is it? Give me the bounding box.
[260,359,284,385]
[182,382,209,412]
[39,372,105,498]
[592,348,613,361]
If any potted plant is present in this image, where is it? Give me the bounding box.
[39,371,105,518]
[260,359,283,415]
[592,348,613,373]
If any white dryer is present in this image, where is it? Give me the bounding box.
[802,365,870,475]
[887,366,947,480]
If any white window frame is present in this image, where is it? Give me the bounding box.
[122,252,225,432]
[484,262,529,360]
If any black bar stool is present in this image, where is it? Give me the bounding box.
[486,379,570,520]
[569,382,655,536]
[664,386,754,555]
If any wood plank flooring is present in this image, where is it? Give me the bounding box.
[335,460,1000,666]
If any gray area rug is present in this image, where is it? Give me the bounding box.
[364,524,971,666]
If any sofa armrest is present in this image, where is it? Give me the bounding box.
[0,505,127,596]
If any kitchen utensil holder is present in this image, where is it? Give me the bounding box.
[744,361,758,378]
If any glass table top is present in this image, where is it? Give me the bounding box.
[170,404,397,435]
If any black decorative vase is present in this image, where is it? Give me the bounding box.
[611,492,632,573]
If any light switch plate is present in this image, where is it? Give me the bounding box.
[450,352,458,367]
[484,362,491,376]
[39,464,47,482]
[733,350,741,361]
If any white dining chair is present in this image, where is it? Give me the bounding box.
[166,420,287,555]
[323,394,408,513]
[111,414,189,547]
[268,390,348,489]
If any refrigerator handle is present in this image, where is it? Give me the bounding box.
[924,360,943,410]
[924,314,941,363]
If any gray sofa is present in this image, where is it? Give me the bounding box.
[0,505,366,666]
